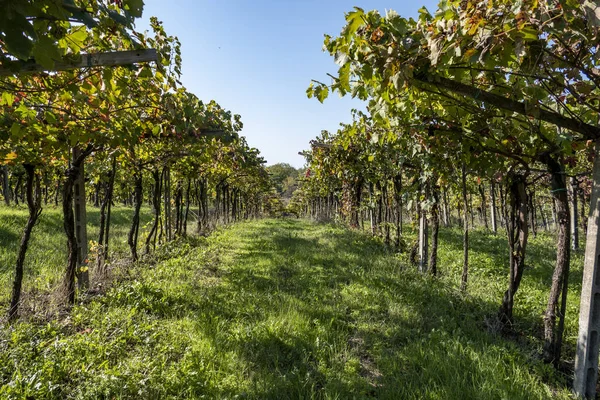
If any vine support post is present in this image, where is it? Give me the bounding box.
[460,163,469,291]
[63,145,92,304]
[418,181,428,273]
[164,166,172,241]
[2,165,10,206]
[574,140,600,399]
[571,176,579,250]
[369,182,375,236]
[418,212,428,272]
[429,184,440,276]
[491,181,497,234]
[442,186,450,227]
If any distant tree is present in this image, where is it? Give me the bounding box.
[266,163,300,198]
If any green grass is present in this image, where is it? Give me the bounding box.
[431,225,584,362]
[0,204,153,304]
[0,218,577,399]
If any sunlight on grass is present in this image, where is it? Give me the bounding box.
[0,205,153,304]
[1,218,577,399]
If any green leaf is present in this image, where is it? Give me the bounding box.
[65,26,88,53]
[32,36,62,69]
[45,111,57,125]
[60,92,73,102]
[10,123,21,139]
[316,86,329,103]
[125,0,145,18]
[338,63,351,93]
[107,9,130,26]
[306,82,314,99]
[67,8,99,29]
[3,25,34,61]
[1,92,14,106]
[344,8,365,37]
[418,6,431,20]
[519,27,538,41]
[138,66,153,78]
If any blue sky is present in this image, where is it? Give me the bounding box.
[138,0,439,168]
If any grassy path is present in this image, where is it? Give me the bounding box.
[1,219,572,399]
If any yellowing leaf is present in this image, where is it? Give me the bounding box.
[467,19,481,35]
[1,92,14,106]
[464,48,477,58]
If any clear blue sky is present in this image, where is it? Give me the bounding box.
[138,0,439,168]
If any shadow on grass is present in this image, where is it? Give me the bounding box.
[0,206,155,301]
[122,220,566,399]
[5,219,570,399]
[437,226,582,291]
[0,225,18,250]
[436,227,583,340]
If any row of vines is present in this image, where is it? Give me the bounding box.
[298,1,600,396]
[0,2,272,321]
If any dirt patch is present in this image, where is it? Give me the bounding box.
[348,335,383,387]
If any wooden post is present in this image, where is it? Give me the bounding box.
[419,212,428,272]
[442,186,450,227]
[369,182,375,236]
[0,49,158,77]
[540,202,549,231]
[574,141,600,398]
[164,167,172,241]
[552,198,558,230]
[72,147,89,290]
[460,164,469,291]
[2,166,10,206]
[491,181,498,234]
[419,196,429,273]
[572,176,580,250]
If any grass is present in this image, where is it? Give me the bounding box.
[431,225,584,363]
[0,204,153,305]
[0,217,579,399]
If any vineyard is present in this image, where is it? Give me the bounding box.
[0,2,273,318]
[2,0,600,399]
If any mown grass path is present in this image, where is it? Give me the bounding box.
[1,219,572,399]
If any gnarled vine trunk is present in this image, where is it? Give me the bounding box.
[499,172,528,325]
[8,164,41,320]
[128,171,143,261]
[97,156,117,272]
[145,169,161,254]
[542,155,571,365]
